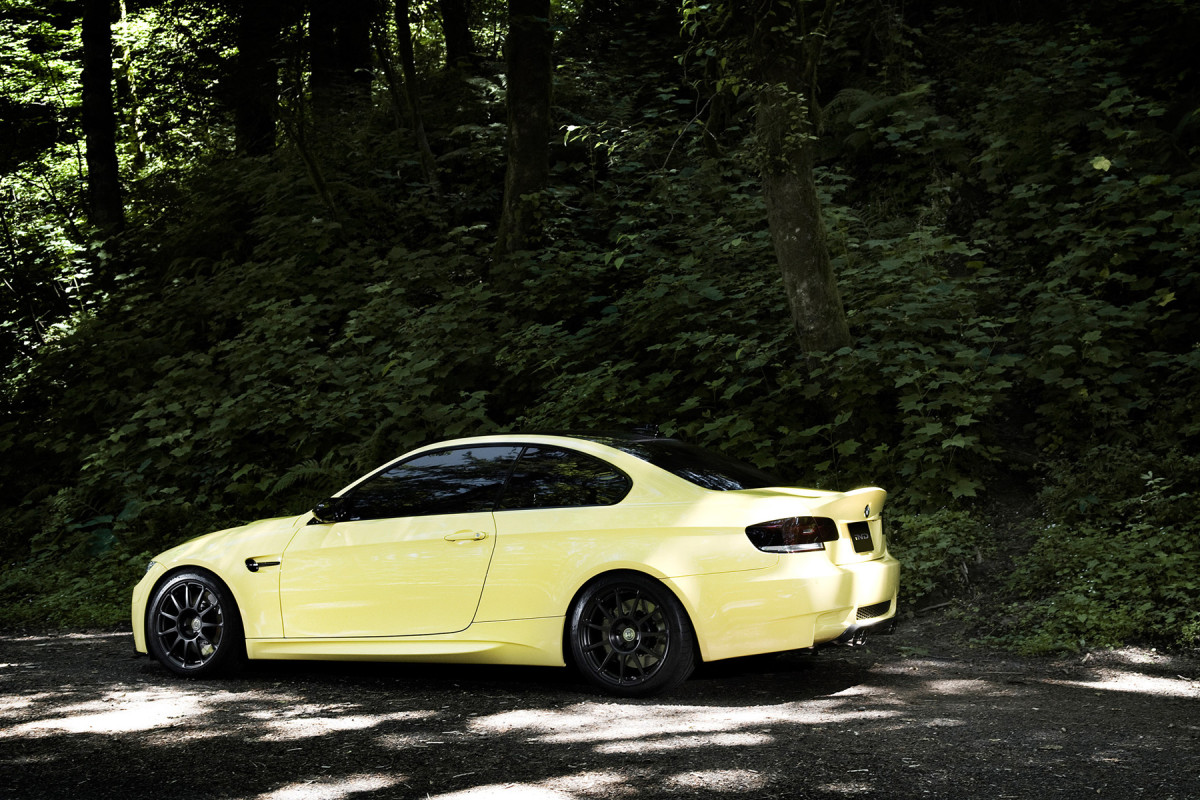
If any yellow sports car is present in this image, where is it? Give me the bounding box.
[132,432,899,696]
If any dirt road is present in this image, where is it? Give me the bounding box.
[1,620,1197,799]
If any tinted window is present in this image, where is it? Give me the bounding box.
[607,439,783,491]
[497,446,631,510]
[340,445,522,520]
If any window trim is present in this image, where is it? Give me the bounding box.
[333,443,525,521]
[494,445,633,513]
[325,441,633,521]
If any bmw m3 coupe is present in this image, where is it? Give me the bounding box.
[132,432,899,696]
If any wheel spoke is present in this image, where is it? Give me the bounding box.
[573,578,692,692]
[635,641,660,657]
[150,579,230,671]
[597,596,617,623]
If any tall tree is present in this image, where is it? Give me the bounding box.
[113,0,145,169]
[309,0,375,110]
[233,0,285,156]
[395,0,439,190]
[747,0,850,353]
[438,0,475,70]
[81,0,125,233]
[688,0,850,353]
[494,0,552,267]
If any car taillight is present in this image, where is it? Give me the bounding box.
[745,517,839,553]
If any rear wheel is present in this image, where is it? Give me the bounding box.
[568,573,695,697]
[146,571,243,677]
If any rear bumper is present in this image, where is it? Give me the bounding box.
[828,612,898,646]
[671,551,901,662]
[811,555,901,644]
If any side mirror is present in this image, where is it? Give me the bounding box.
[309,496,346,525]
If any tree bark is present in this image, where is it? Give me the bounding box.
[81,0,125,233]
[438,0,475,70]
[309,0,375,111]
[113,0,145,170]
[748,0,850,353]
[395,0,440,191]
[494,0,552,267]
[757,84,850,353]
[233,0,284,156]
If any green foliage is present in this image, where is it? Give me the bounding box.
[886,509,985,605]
[2,1,1198,652]
[997,449,1200,654]
[0,550,146,629]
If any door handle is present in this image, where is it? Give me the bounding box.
[444,530,488,542]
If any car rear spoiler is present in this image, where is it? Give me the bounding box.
[814,486,887,523]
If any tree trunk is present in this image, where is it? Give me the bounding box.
[395,0,440,191]
[81,0,125,233]
[749,0,849,353]
[757,84,850,353]
[234,0,283,156]
[494,0,552,268]
[113,0,145,170]
[438,0,475,70]
[309,0,375,112]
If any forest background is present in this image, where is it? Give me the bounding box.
[1,0,1197,655]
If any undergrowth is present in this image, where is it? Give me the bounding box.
[1,4,1198,651]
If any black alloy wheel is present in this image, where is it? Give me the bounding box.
[147,571,243,677]
[569,573,695,697]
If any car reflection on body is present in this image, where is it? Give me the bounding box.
[132,432,900,696]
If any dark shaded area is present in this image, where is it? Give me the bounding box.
[1,0,1198,656]
[1,617,1197,799]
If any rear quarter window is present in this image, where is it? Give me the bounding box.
[497,446,631,510]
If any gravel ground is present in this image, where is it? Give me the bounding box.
[1,616,1198,800]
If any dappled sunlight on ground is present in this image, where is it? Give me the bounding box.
[431,785,576,800]
[539,770,633,796]
[425,768,767,800]
[255,773,405,800]
[1,631,1198,799]
[593,731,772,753]
[0,689,55,712]
[1043,670,1199,699]
[468,700,898,746]
[0,685,245,737]
[662,769,767,791]
[244,705,436,741]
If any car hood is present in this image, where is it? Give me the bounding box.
[153,514,306,572]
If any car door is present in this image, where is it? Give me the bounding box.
[474,445,635,623]
[279,444,522,638]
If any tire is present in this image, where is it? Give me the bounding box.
[568,572,696,697]
[146,571,244,678]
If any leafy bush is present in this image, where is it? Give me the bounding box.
[887,509,986,606]
[2,2,1198,651]
[997,448,1200,653]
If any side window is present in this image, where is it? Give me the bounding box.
[497,446,631,511]
[340,445,522,520]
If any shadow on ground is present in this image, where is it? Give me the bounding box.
[1,621,1197,800]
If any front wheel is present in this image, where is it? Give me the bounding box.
[146,571,244,678]
[568,573,696,697]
